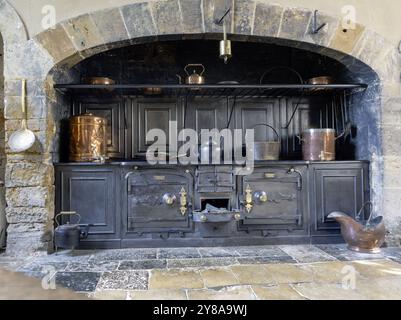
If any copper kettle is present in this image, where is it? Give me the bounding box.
[184,64,206,85]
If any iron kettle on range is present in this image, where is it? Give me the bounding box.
[54,212,92,250]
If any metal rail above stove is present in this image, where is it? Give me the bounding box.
[54,83,367,98]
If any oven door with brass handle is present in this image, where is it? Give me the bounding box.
[239,166,307,232]
[126,169,192,232]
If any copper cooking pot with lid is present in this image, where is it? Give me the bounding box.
[69,113,108,162]
[300,128,345,161]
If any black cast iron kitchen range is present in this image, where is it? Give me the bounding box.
[53,40,370,249]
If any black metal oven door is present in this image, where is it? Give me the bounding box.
[126,169,192,232]
[240,166,306,230]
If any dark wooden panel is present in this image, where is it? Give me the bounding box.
[235,99,279,141]
[74,98,126,158]
[185,99,228,134]
[57,167,119,240]
[311,164,369,235]
[132,99,182,156]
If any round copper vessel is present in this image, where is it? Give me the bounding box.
[69,113,107,162]
[302,128,336,161]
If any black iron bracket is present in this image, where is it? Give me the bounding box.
[311,10,327,34]
[214,7,231,26]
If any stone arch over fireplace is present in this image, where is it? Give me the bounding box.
[3,0,401,255]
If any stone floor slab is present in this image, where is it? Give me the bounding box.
[149,269,204,289]
[264,263,314,284]
[97,271,149,290]
[382,247,401,263]
[252,284,306,300]
[187,285,256,300]
[356,276,401,300]
[298,261,359,284]
[230,265,275,285]
[200,268,239,288]
[128,289,187,300]
[291,282,368,300]
[280,245,337,263]
[350,259,401,279]
[0,268,89,300]
[90,290,128,300]
[56,272,101,292]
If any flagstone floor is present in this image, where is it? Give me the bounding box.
[1,244,401,300]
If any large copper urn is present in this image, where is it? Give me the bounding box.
[69,113,107,162]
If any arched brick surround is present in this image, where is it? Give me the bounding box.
[2,0,401,255]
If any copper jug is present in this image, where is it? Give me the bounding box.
[69,113,107,162]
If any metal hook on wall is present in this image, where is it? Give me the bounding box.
[311,10,327,34]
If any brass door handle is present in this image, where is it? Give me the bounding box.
[179,187,188,216]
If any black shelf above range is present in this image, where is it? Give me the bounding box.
[54,83,368,99]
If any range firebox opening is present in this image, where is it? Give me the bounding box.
[201,198,230,211]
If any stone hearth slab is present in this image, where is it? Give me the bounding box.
[234,246,290,258]
[237,255,296,264]
[167,257,238,268]
[56,272,101,292]
[97,271,149,290]
[65,261,119,272]
[198,247,241,258]
[315,244,386,261]
[90,249,157,261]
[118,259,167,270]
[279,245,338,263]
[157,248,201,259]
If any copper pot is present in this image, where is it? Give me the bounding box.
[307,76,333,85]
[82,77,115,85]
[300,129,337,161]
[69,113,107,162]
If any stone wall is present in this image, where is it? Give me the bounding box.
[0,33,6,248]
[1,0,400,255]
